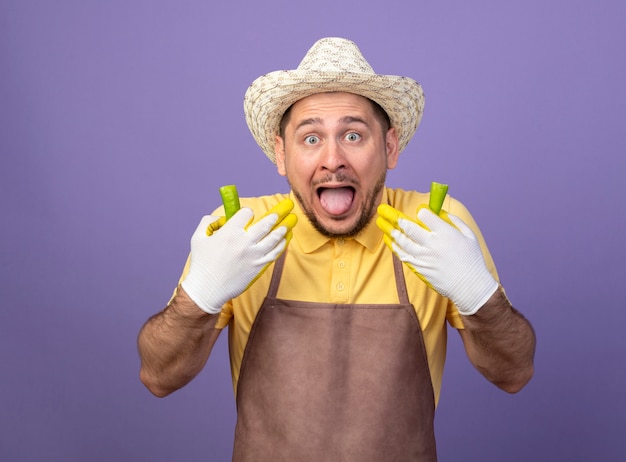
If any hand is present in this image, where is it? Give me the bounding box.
[376,204,498,315]
[181,199,297,314]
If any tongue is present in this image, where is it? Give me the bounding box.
[319,188,354,215]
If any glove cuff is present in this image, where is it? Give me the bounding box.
[454,275,499,315]
[181,275,225,315]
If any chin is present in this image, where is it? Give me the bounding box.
[317,214,368,238]
[294,190,373,238]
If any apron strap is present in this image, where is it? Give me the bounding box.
[266,251,286,299]
[392,253,410,305]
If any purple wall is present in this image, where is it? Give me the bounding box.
[1,1,624,460]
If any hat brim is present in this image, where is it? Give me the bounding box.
[244,70,425,163]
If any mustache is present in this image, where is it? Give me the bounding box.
[312,173,359,187]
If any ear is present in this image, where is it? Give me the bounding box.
[275,135,287,176]
[385,127,400,170]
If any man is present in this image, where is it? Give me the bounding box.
[138,37,535,461]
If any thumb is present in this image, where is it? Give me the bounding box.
[192,215,222,239]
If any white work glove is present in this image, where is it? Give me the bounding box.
[377,204,498,315]
[181,199,297,314]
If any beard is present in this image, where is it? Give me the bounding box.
[290,169,387,239]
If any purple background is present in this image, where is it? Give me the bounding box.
[1,0,625,460]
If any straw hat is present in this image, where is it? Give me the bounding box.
[243,37,425,163]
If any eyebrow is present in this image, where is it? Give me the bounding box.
[294,115,368,132]
[294,117,323,131]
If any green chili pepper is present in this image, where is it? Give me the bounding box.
[219,184,241,220]
[428,181,448,215]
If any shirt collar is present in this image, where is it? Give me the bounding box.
[290,189,387,254]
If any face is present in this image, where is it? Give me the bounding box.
[275,92,399,238]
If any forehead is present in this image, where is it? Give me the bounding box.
[288,92,376,120]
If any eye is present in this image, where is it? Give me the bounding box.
[304,135,319,145]
[345,132,361,142]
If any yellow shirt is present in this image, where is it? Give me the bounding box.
[176,187,499,405]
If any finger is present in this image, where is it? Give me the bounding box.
[285,229,294,246]
[416,206,440,226]
[381,233,396,253]
[248,211,280,238]
[247,199,295,236]
[197,214,220,228]
[269,198,295,223]
[396,216,430,243]
[253,228,289,264]
[445,212,476,239]
[378,211,427,248]
[264,235,288,262]
[377,204,413,229]
[205,216,226,236]
[191,215,221,237]
[276,212,298,232]
[255,198,295,229]
[417,206,464,235]
[390,236,421,265]
[224,207,255,230]
[390,226,424,255]
[375,215,396,236]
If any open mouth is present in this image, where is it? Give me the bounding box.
[317,186,356,216]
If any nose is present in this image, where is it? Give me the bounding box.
[320,139,347,172]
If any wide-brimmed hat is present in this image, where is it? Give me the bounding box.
[243,37,425,163]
